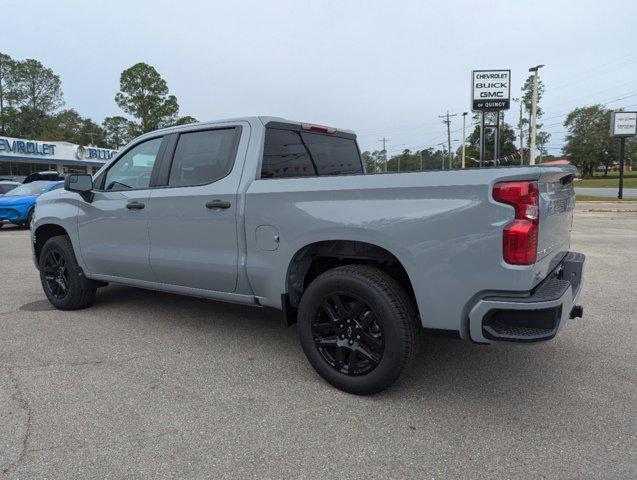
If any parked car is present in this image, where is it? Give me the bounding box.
[0,181,63,229]
[0,180,21,195]
[23,171,65,183]
[30,117,584,394]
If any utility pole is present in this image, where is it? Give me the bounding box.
[461,112,468,169]
[528,64,544,165]
[439,111,457,169]
[378,137,390,172]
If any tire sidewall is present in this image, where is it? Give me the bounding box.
[298,268,411,394]
[39,236,90,309]
[25,208,34,229]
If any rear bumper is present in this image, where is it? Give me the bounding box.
[468,252,585,343]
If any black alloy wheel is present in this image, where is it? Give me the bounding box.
[39,235,97,310]
[298,265,418,395]
[42,249,69,299]
[311,293,384,376]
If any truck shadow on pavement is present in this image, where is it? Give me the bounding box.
[87,284,577,405]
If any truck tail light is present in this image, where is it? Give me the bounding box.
[301,123,337,134]
[492,181,539,265]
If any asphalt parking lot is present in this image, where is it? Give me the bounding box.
[1,204,635,479]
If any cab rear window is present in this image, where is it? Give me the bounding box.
[261,128,363,179]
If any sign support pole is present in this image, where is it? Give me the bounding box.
[479,112,485,168]
[493,112,500,164]
[618,137,625,200]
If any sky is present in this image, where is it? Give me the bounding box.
[2,0,636,156]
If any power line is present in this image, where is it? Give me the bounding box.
[545,79,637,111]
[540,91,637,123]
[549,55,636,91]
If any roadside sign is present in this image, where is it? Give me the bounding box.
[610,111,637,137]
[609,111,636,200]
[471,69,511,111]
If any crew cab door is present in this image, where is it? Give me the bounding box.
[77,136,166,281]
[146,124,247,292]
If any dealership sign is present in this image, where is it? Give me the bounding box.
[0,137,56,156]
[471,70,511,111]
[0,135,117,163]
[610,111,637,137]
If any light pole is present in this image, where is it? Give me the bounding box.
[528,64,544,165]
[461,112,468,169]
[512,97,524,164]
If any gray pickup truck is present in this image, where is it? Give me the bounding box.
[31,116,584,394]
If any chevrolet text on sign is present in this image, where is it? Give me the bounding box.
[471,70,511,111]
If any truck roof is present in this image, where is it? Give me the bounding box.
[141,116,356,139]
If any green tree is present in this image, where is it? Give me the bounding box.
[115,63,179,134]
[520,74,550,156]
[464,113,518,165]
[385,148,446,171]
[361,151,375,172]
[563,105,636,176]
[174,115,198,126]
[5,59,64,138]
[103,115,134,148]
[12,59,63,112]
[0,52,19,134]
[44,109,106,146]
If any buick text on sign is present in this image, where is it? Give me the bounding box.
[471,70,511,111]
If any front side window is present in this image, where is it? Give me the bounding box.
[261,128,363,179]
[168,128,239,187]
[104,137,163,191]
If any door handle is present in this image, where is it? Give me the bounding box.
[126,201,145,210]
[205,200,231,210]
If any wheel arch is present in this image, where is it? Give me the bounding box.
[285,239,417,311]
[33,223,71,264]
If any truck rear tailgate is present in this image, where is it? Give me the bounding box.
[537,168,576,263]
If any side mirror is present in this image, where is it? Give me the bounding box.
[64,174,94,202]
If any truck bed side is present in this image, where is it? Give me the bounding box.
[242,165,575,336]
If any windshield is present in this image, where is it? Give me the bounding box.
[5,182,56,196]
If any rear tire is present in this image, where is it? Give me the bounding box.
[298,265,418,395]
[39,235,97,310]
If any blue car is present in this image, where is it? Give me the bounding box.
[0,181,63,229]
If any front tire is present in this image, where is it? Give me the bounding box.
[24,208,34,229]
[39,235,97,310]
[298,265,418,395]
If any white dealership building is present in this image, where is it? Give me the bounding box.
[0,135,117,178]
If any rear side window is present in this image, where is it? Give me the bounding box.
[168,128,239,187]
[261,128,362,179]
